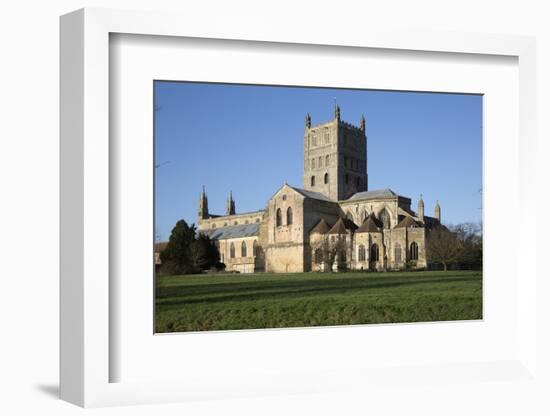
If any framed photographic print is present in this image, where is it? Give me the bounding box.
[153,81,483,334]
[60,7,540,409]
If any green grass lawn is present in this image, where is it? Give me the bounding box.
[155,270,482,333]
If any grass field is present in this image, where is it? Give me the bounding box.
[155,270,482,333]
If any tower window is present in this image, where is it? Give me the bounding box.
[311,176,315,187]
[276,208,282,227]
[318,156,322,167]
[324,173,329,184]
[345,174,349,184]
[325,155,330,166]
[286,207,293,225]
[410,242,419,260]
[356,177,360,187]
[311,158,316,169]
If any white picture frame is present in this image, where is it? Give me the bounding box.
[60,8,539,408]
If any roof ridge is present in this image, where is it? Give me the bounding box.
[356,213,382,233]
[347,188,399,201]
[327,217,347,234]
[310,218,332,234]
[395,216,422,228]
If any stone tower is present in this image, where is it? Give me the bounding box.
[418,194,424,221]
[303,105,368,201]
[198,185,209,222]
[435,200,441,222]
[226,190,236,215]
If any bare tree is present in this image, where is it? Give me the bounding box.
[426,226,463,271]
[451,222,483,270]
[311,235,347,272]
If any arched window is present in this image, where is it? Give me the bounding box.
[230,243,235,258]
[380,209,390,229]
[286,207,293,225]
[311,176,315,187]
[253,240,258,257]
[394,243,402,262]
[314,248,323,264]
[318,156,322,167]
[358,245,366,261]
[340,250,346,263]
[325,155,330,166]
[311,158,316,169]
[370,243,379,262]
[410,242,418,260]
[324,173,329,184]
[241,241,247,257]
[276,208,282,227]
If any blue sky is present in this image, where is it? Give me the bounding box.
[154,81,482,241]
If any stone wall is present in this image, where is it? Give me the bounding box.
[218,236,259,273]
[264,185,307,273]
[265,243,306,273]
[198,210,265,230]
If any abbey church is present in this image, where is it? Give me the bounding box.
[198,105,441,274]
